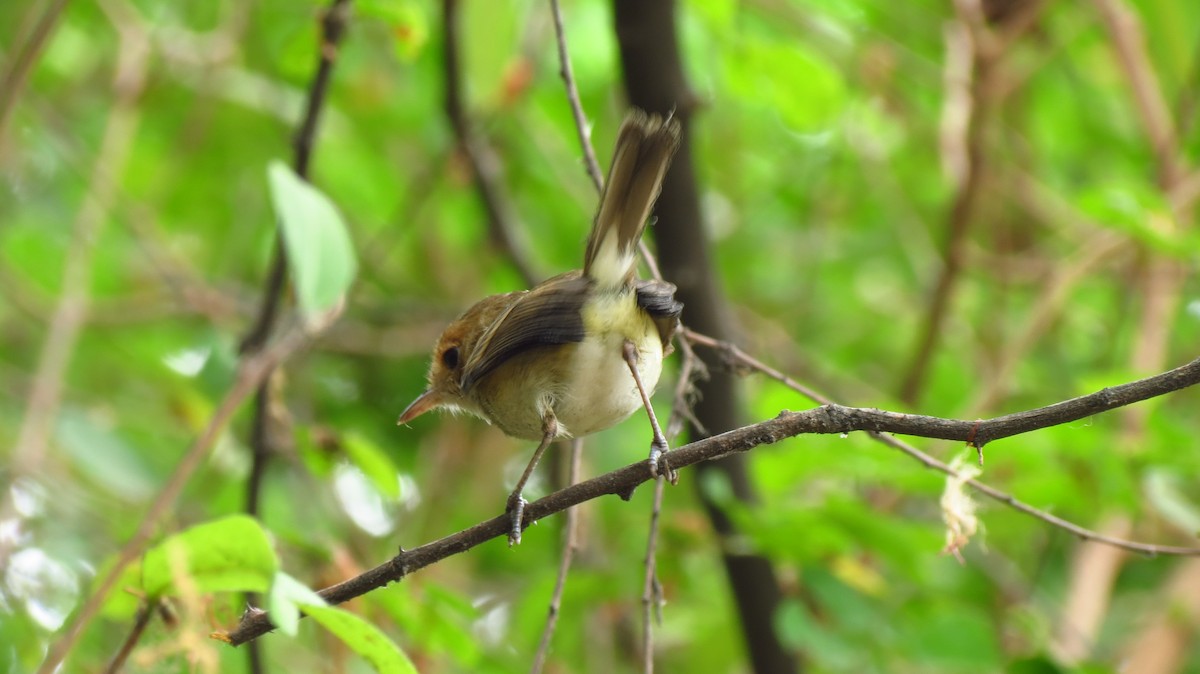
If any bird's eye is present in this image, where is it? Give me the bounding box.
[441,346,460,369]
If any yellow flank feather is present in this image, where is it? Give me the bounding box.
[581,289,656,342]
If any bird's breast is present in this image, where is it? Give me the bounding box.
[470,290,664,441]
[555,291,663,437]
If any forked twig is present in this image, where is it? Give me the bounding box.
[530,438,584,674]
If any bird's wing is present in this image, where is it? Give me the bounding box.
[459,271,592,392]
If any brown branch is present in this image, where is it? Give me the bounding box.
[547,0,669,285]
[1050,517,1132,664]
[103,600,160,674]
[239,0,351,358]
[686,325,1200,554]
[37,316,331,674]
[239,6,351,670]
[442,0,538,287]
[220,353,1200,646]
[545,12,685,669]
[899,5,992,406]
[640,476,667,673]
[241,0,351,516]
[3,1,149,576]
[545,8,681,670]
[0,0,71,155]
[530,438,583,674]
[613,2,795,671]
[548,0,605,193]
[1091,0,1184,188]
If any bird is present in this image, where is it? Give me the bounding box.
[398,110,683,545]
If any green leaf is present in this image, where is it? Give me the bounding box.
[304,603,418,674]
[142,515,278,598]
[267,161,358,324]
[358,0,429,62]
[1144,469,1200,535]
[343,432,401,499]
[267,571,327,637]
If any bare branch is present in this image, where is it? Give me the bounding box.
[38,317,330,674]
[221,353,1200,646]
[0,0,71,154]
[3,1,149,580]
[1092,0,1184,187]
[899,5,993,405]
[548,0,604,194]
[103,600,160,674]
[238,6,352,669]
[640,476,667,673]
[442,0,539,287]
[530,438,583,674]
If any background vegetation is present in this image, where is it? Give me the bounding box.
[2,0,1199,672]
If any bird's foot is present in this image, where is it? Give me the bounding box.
[506,492,528,547]
[648,437,677,484]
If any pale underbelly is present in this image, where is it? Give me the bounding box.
[554,330,663,437]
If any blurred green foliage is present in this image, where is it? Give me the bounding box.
[2,0,1199,672]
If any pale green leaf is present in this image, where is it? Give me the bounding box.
[343,432,401,499]
[303,603,417,674]
[267,161,358,324]
[267,571,327,637]
[142,515,277,598]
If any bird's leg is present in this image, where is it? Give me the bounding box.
[622,340,676,483]
[506,410,558,546]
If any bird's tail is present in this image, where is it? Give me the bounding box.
[583,110,681,289]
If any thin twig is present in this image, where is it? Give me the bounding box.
[3,2,148,572]
[546,6,679,664]
[442,0,538,286]
[1091,0,1185,187]
[240,5,351,670]
[222,353,1200,645]
[968,233,1126,411]
[547,0,670,286]
[548,0,604,193]
[103,600,159,674]
[0,0,71,154]
[666,335,706,440]
[640,475,667,674]
[899,2,992,405]
[530,438,583,674]
[685,326,1200,539]
[640,334,705,671]
[683,328,825,405]
[37,316,332,674]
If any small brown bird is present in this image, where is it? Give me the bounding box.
[398,110,683,545]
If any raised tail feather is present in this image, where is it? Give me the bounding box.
[583,110,681,289]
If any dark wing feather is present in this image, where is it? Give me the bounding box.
[635,279,683,350]
[459,272,592,392]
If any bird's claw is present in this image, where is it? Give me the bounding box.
[506,493,528,547]
[648,438,677,484]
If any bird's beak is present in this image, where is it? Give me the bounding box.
[397,389,442,425]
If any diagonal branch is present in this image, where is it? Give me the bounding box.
[442,0,539,287]
[39,314,333,674]
[548,0,604,194]
[899,3,993,405]
[220,354,1200,646]
[0,0,71,154]
[239,3,352,670]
